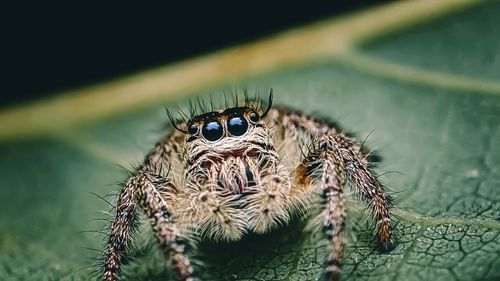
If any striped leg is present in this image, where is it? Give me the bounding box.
[274,107,395,280]
[134,173,196,281]
[339,139,394,251]
[297,135,347,281]
[103,172,195,281]
[275,107,395,250]
[104,178,138,281]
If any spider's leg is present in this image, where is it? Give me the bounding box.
[271,107,394,251]
[104,177,138,281]
[269,106,394,280]
[338,134,394,251]
[134,172,196,281]
[104,174,195,281]
[104,130,195,281]
[295,135,347,281]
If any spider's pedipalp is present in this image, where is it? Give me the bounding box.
[192,190,248,241]
[246,169,292,233]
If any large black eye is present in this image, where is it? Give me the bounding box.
[249,111,259,123]
[227,116,248,136]
[202,120,224,141]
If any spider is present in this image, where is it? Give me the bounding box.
[102,90,395,281]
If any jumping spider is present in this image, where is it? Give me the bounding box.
[103,90,395,281]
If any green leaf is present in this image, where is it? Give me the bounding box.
[1,1,499,281]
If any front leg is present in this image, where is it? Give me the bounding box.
[104,177,138,281]
[295,135,347,281]
[272,107,395,250]
[104,130,195,281]
[134,173,196,281]
[104,172,195,281]
[270,107,395,281]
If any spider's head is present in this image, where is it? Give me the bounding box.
[180,92,278,195]
[185,106,265,144]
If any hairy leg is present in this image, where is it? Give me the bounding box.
[103,131,194,280]
[295,135,347,281]
[271,107,394,251]
[135,173,196,281]
[337,135,394,251]
[104,172,195,281]
[269,107,394,281]
[104,178,138,281]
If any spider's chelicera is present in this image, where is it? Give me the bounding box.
[103,90,395,281]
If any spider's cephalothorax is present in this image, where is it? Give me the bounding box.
[181,104,293,240]
[102,91,395,281]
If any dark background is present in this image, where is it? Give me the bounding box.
[3,1,388,108]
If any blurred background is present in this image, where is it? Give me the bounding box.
[3,1,386,108]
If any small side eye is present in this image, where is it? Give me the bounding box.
[202,120,224,141]
[188,123,198,135]
[249,111,259,123]
[227,116,248,136]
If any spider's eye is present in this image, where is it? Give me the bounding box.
[188,123,198,135]
[227,116,248,136]
[202,120,224,141]
[249,111,259,123]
